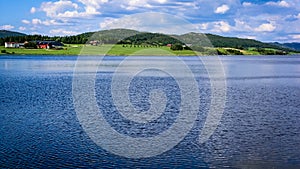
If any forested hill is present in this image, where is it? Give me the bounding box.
[271,42,300,51]
[0,30,26,38]
[0,29,298,52]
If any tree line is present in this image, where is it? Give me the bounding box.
[0,29,297,53]
[0,34,90,45]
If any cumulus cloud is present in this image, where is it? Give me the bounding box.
[239,35,257,40]
[0,25,15,30]
[214,4,230,14]
[242,2,252,7]
[118,0,170,11]
[11,0,300,42]
[40,0,80,18]
[30,7,36,14]
[121,0,152,10]
[49,28,78,36]
[19,27,26,31]
[156,0,167,3]
[233,19,253,31]
[30,18,66,26]
[100,12,198,34]
[291,34,300,39]
[213,21,231,32]
[39,0,110,18]
[266,1,290,8]
[22,19,31,24]
[32,18,42,25]
[76,0,109,15]
[254,23,276,32]
[198,23,209,30]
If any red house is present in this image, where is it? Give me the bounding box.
[38,42,48,49]
[37,41,63,49]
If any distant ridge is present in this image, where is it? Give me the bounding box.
[0,30,26,38]
[272,42,300,51]
[82,29,296,52]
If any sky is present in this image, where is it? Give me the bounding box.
[0,0,300,42]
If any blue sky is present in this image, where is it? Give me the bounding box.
[0,0,300,42]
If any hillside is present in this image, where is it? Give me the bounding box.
[88,29,298,52]
[272,42,300,51]
[0,29,299,54]
[0,30,26,38]
[85,29,295,52]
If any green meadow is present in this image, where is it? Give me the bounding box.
[1,44,198,56]
[0,44,297,56]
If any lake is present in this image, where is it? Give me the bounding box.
[0,55,300,168]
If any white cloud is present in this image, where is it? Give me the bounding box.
[32,18,42,25]
[100,12,199,34]
[76,0,108,15]
[31,31,42,35]
[242,2,252,7]
[39,0,108,18]
[121,0,152,10]
[100,16,144,30]
[296,13,300,19]
[278,1,290,7]
[234,19,252,31]
[30,18,65,26]
[22,19,31,24]
[43,19,62,26]
[198,23,209,30]
[214,4,230,14]
[19,27,26,31]
[30,7,36,14]
[156,0,167,3]
[0,25,15,30]
[290,34,300,39]
[254,23,276,32]
[40,0,79,18]
[77,0,108,8]
[266,1,290,7]
[49,29,78,36]
[213,21,231,32]
[239,35,256,40]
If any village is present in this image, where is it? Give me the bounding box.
[4,41,64,49]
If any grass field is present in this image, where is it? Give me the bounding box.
[0,44,297,56]
[0,44,83,55]
[0,44,198,56]
[79,44,199,56]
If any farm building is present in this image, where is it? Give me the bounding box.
[36,41,64,49]
[89,40,100,46]
[5,42,24,48]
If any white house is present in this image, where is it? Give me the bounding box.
[5,42,24,48]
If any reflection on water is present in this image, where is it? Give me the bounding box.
[0,55,300,168]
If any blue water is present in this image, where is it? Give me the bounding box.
[0,55,300,168]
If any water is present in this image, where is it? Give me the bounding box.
[0,55,300,168]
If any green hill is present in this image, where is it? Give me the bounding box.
[272,42,300,51]
[0,30,26,38]
[82,29,296,51]
[0,28,299,54]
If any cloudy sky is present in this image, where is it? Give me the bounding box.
[0,0,300,42]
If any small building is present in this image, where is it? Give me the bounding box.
[89,40,100,46]
[5,42,24,48]
[166,44,172,47]
[37,41,64,49]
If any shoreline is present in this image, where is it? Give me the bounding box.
[1,54,299,57]
[1,44,299,56]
